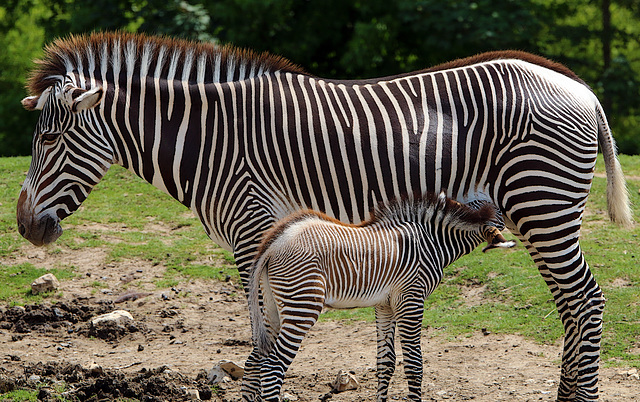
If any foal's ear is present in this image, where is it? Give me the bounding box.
[21,87,52,111]
[482,226,516,252]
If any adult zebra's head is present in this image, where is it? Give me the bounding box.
[17,80,108,246]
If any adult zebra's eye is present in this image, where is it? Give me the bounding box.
[41,133,60,143]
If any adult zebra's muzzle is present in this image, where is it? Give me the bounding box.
[16,191,63,246]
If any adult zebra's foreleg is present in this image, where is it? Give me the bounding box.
[507,222,603,401]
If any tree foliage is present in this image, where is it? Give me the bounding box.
[1,0,639,155]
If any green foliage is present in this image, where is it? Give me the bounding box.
[0,2,47,156]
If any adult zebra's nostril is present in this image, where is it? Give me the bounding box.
[18,222,26,237]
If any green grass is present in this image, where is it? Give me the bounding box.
[1,155,639,368]
[0,156,239,303]
[0,389,38,401]
[0,263,75,302]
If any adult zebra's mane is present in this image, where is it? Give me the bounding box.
[27,31,305,96]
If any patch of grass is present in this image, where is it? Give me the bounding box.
[90,280,108,289]
[0,389,38,401]
[0,263,75,302]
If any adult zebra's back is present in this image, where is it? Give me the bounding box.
[16,32,631,401]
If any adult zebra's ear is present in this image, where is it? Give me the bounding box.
[21,87,52,111]
[66,86,104,113]
[482,226,516,252]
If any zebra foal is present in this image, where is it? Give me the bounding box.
[242,193,515,401]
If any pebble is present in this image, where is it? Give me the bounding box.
[88,363,103,375]
[331,370,358,393]
[27,374,41,384]
[186,389,200,400]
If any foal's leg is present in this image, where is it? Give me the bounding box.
[395,296,425,401]
[375,305,397,402]
[260,272,325,401]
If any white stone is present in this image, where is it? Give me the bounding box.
[91,310,134,326]
[31,273,60,294]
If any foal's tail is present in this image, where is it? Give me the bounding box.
[248,252,275,356]
[596,103,633,227]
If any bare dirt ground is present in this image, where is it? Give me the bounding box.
[0,244,638,401]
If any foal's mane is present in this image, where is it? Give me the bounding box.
[27,31,305,96]
[258,193,496,255]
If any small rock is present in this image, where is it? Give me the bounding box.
[331,370,358,393]
[138,344,145,352]
[91,310,134,326]
[186,388,200,400]
[207,365,230,384]
[27,374,41,384]
[283,392,298,401]
[218,360,244,380]
[88,310,137,341]
[87,363,103,375]
[31,273,60,294]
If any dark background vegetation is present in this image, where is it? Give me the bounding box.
[2,0,640,156]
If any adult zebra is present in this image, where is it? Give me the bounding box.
[17,32,631,401]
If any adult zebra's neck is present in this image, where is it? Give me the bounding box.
[25,32,307,249]
[28,31,305,201]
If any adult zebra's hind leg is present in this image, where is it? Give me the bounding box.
[375,305,397,402]
[242,347,266,401]
[507,222,604,401]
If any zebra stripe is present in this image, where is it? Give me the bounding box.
[18,32,632,401]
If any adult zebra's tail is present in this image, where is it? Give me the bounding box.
[596,103,634,227]
[248,253,275,357]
